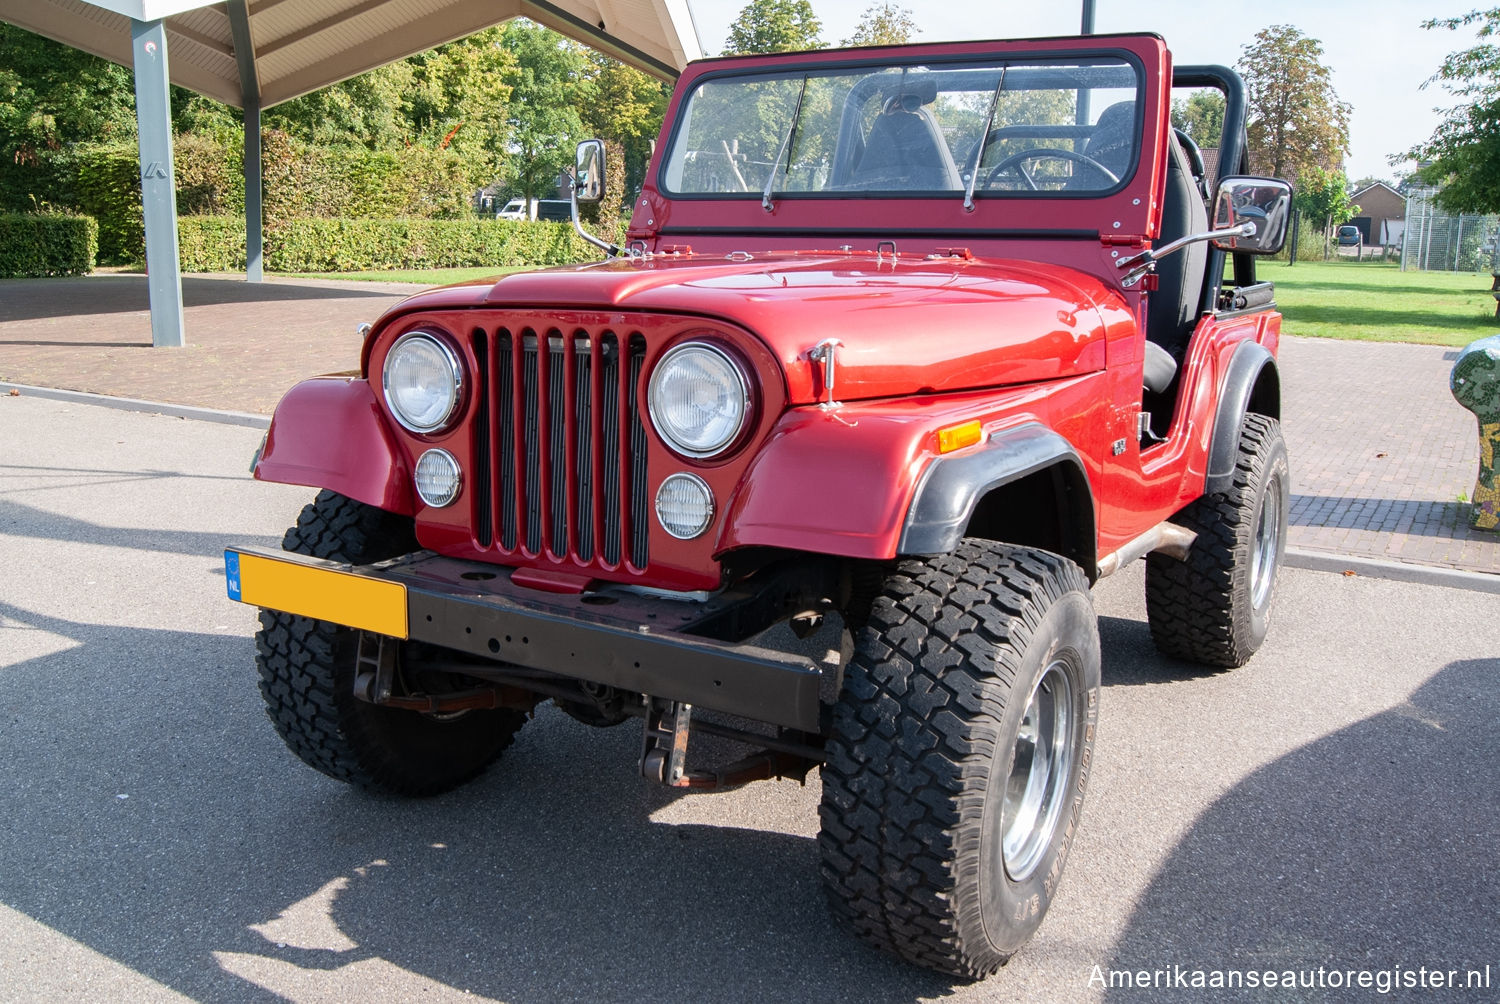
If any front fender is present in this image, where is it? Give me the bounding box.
[717,397,1097,563]
[254,377,414,515]
[717,405,935,560]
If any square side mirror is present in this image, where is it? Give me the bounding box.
[575,139,605,205]
[1212,176,1292,254]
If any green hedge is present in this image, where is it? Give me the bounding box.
[178,216,247,271]
[169,215,624,273]
[0,213,98,277]
[264,217,604,272]
[261,130,472,222]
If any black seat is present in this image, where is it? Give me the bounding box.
[1083,101,1137,181]
[1146,133,1210,379]
[849,96,960,191]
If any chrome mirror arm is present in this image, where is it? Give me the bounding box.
[1117,222,1256,288]
[570,172,618,258]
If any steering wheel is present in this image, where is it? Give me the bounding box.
[983,147,1119,191]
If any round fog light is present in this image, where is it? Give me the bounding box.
[414,449,462,508]
[655,473,714,539]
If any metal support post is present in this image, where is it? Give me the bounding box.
[244,100,263,281]
[227,0,262,282]
[130,19,185,348]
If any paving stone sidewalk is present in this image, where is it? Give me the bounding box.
[2,272,1497,575]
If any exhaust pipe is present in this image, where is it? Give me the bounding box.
[1095,521,1197,579]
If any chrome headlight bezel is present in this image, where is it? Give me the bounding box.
[646,341,753,460]
[382,331,463,435]
[655,472,716,539]
[414,448,462,508]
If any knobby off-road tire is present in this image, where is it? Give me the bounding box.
[255,490,527,796]
[819,541,1102,979]
[1146,413,1289,668]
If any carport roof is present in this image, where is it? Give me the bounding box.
[0,0,702,107]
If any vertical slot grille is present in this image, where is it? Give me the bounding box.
[482,324,648,572]
[628,335,650,568]
[521,332,542,552]
[471,331,493,547]
[496,329,517,550]
[600,333,622,565]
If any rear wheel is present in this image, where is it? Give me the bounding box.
[818,541,1101,978]
[1146,413,1289,667]
[255,490,528,796]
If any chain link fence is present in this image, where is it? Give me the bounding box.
[1402,186,1499,272]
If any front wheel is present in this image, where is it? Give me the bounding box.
[255,490,528,796]
[818,541,1101,978]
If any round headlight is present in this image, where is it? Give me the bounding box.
[655,473,715,539]
[414,449,462,507]
[647,343,751,458]
[383,332,462,433]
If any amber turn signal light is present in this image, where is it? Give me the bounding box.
[936,420,984,454]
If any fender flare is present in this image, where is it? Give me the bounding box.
[253,377,414,515]
[898,422,1096,571]
[1205,342,1280,495]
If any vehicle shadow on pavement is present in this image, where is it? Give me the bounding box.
[1101,656,1500,992]
[1094,613,1225,686]
[0,602,960,1003]
[0,275,403,324]
[0,497,281,557]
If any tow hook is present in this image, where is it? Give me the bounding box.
[640,697,694,786]
[638,696,821,791]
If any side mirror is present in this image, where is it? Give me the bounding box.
[1212,176,1292,254]
[575,139,605,205]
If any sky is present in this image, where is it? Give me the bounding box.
[684,0,1472,184]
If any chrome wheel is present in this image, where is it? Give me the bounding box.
[1250,470,1282,609]
[1002,659,1076,882]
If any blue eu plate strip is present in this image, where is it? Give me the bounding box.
[224,550,242,601]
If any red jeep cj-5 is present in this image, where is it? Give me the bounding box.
[226,32,1292,977]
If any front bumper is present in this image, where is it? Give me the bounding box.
[223,547,823,732]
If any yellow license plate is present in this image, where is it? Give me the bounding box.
[224,549,408,638]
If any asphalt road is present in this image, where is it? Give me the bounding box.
[2,393,1497,1003]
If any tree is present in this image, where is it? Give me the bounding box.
[1237,25,1350,183]
[265,27,514,182]
[1406,9,1500,214]
[723,0,824,55]
[578,51,669,197]
[265,67,413,150]
[843,3,918,46]
[1350,175,1399,192]
[1295,166,1359,259]
[1171,90,1225,149]
[0,24,137,209]
[501,21,589,202]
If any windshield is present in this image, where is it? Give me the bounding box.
[662,56,1142,200]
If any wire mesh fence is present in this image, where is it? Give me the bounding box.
[1402,186,1500,272]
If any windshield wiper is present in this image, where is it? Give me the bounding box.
[763,77,809,213]
[963,68,1006,213]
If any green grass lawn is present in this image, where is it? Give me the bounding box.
[1265,260,1500,347]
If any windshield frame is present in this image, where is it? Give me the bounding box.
[657,47,1148,204]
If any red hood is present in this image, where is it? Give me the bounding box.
[382,252,1122,404]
